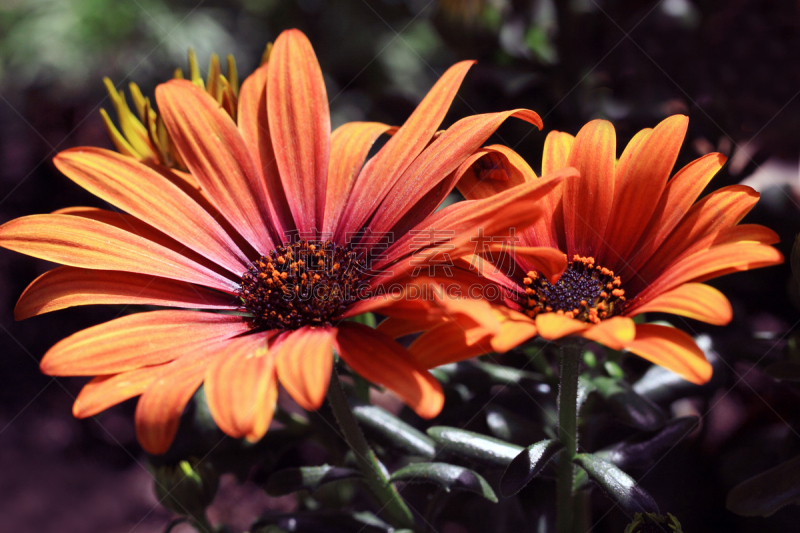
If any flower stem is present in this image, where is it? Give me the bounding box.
[327,368,416,530]
[556,341,582,533]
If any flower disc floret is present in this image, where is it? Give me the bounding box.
[522,255,626,323]
[239,240,367,330]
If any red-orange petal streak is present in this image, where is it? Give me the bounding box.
[15,267,236,320]
[267,29,331,233]
[336,322,444,419]
[40,310,249,376]
[0,214,238,293]
[629,283,732,325]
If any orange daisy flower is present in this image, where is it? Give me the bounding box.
[0,29,571,454]
[384,115,783,384]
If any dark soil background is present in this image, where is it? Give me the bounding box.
[1,0,799,531]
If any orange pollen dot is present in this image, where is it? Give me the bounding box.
[520,254,626,324]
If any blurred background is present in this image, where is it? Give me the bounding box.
[0,0,799,531]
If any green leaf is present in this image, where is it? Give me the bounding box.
[500,439,563,496]
[592,376,665,431]
[573,454,659,513]
[632,364,701,403]
[350,401,436,458]
[596,416,700,470]
[264,465,361,496]
[764,360,800,381]
[485,405,548,444]
[389,462,498,502]
[427,426,522,467]
[727,454,800,516]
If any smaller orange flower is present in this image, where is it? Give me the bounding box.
[380,115,784,384]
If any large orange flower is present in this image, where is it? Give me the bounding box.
[0,29,573,454]
[382,116,783,384]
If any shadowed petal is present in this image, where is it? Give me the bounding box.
[73,367,163,419]
[336,322,444,419]
[409,317,494,369]
[625,324,712,385]
[40,310,249,376]
[204,332,278,442]
[15,267,236,320]
[267,29,331,234]
[629,283,732,325]
[456,145,536,201]
[0,214,238,293]
[157,79,275,253]
[274,326,335,411]
[495,245,567,284]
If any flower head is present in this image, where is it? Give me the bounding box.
[0,29,570,453]
[383,116,783,384]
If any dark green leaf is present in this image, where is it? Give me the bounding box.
[485,405,547,444]
[573,454,659,513]
[500,439,563,496]
[632,365,701,403]
[596,416,700,470]
[389,462,498,502]
[592,376,665,431]
[727,454,800,516]
[264,465,361,496]
[350,401,436,458]
[427,426,522,467]
[764,360,800,381]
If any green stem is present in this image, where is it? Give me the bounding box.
[326,368,416,530]
[556,341,582,533]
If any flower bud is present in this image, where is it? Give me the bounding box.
[153,458,219,519]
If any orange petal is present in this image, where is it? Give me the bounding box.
[40,310,249,376]
[625,324,712,385]
[490,245,567,284]
[274,326,335,411]
[368,109,543,236]
[156,79,276,253]
[614,128,652,181]
[581,316,636,350]
[53,147,249,275]
[634,185,761,287]
[376,167,576,271]
[409,317,494,368]
[629,283,732,325]
[267,29,331,234]
[15,267,236,320]
[713,224,780,246]
[238,62,294,238]
[541,131,575,175]
[489,308,538,353]
[204,332,278,442]
[336,322,444,418]
[0,214,238,293]
[456,144,537,201]
[335,61,474,241]
[638,242,783,302]
[563,119,616,257]
[534,313,589,340]
[602,116,688,269]
[627,153,727,273]
[323,122,395,234]
[73,367,162,419]
[135,346,220,454]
